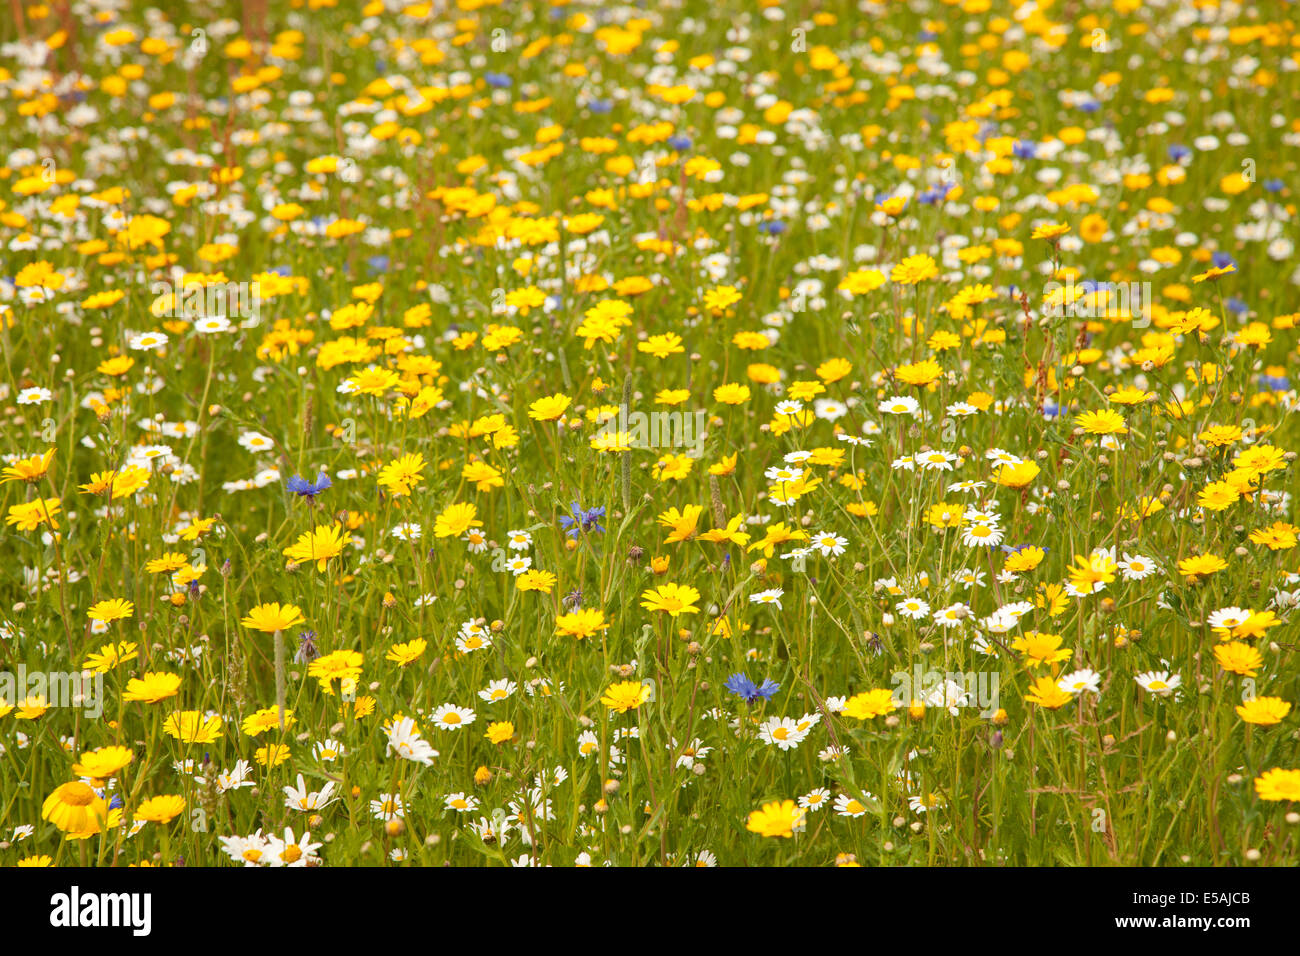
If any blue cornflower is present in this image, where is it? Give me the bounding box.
[586,99,613,114]
[484,72,512,88]
[559,501,606,538]
[1013,140,1037,159]
[758,220,786,235]
[1212,251,1237,270]
[667,134,692,151]
[286,472,331,500]
[724,672,780,704]
[295,630,319,664]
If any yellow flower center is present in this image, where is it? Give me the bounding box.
[63,783,97,806]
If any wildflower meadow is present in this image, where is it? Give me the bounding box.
[1,0,1299,879]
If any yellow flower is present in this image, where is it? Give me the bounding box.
[282,523,348,572]
[434,501,481,538]
[837,269,887,295]
[1249,522,1298,551]
[462,460,504,492]
[657,504,703,544]
[994,460,1040,489]
[745,799,805,838]
[1066,552,1117,594]
[14,696,49,720]
[1255,768,1300,801]
[601,680,652,714]
[79,466,150,500]
[1236,696,1291,726]
[1192,264,1236,283]
[638,333,685,359]
[0,448,54,484]
[1011,631,1072,669]
[640,583,701,617]
[240,602,306,633]
[485,721,515,744]
[81,641,138,676]
[746,521,808,558]
[1177,553,1227,582]
[894,358,943,387]
[653,453,695,482]
[555,608,609,640]
[255,743,292,767]
[702,285,742,312]
[1197,481,1240,511]
[87,598,134,623]
[1213,642,1262,677]
[1024,675,1073,710]
[42,782,109,837]
[123,672,182,704]
[5,497,61,531]
[386,638,428,667]
[816,357,852,382]
[841,689,897,720]
[345,367,400,396]
[134,794,186,824]
[516,569,557,593]
[71,746,134,779]
[1031,222,1070,241]
[241,705,295,736]
[163,711,224,743]
[1233,610,1280,640]
[876,195,908,216]
[713,382,751,405]
[527,392,572,421]
[890,254,938,285]
[1075,409,1127,435]
[377,452,426,497]
[1004,546,1046,573]
[926,502,966,528]
[145,552,189,575]
[698,514,751,547]
[309,649,364,694]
